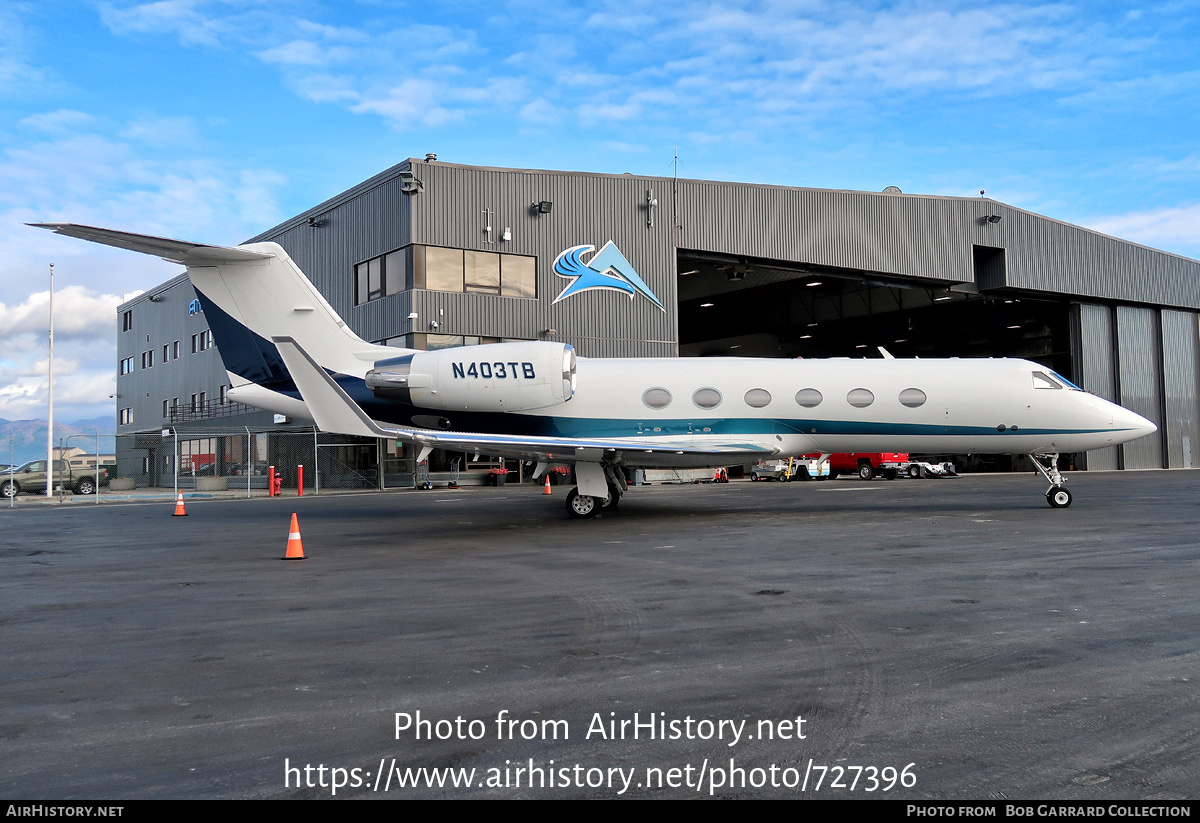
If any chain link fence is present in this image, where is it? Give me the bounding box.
[116,427,387,492]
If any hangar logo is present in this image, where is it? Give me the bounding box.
[551,242,665,312]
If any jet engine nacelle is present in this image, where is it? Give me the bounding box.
[365,341,577,411]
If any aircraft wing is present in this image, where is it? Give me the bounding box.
[273,336,778,465]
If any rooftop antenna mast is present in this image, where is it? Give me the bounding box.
[672,147,680,241]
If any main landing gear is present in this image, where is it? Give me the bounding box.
[564,464,627,519]
[1031,453,1073,508]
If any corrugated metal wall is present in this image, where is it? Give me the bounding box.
[1115,306,1165,468]
[1071,303,1119,471]
[1160,309,1200,468]
[115,274,233,436]
[407,163,678,358]
[675,182,976,283]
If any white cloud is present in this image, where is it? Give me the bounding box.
[257,39,352,67]
[98,0,232,47]
[19,110,95,132]
[0,284,123,421]
[1084,203,1200,259]
[120,115,201,147]
[0,286,124,339]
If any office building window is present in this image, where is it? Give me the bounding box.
[119,357,133,375]
[122,310,132,332]
[119,408,133,425]
[354,247,411,305]
[354,245,537,304]
[191,330,213,352]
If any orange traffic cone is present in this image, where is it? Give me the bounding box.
[543,475,553,495]
[172,492,187,516]
[282,513,306,560]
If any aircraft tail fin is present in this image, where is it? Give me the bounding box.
[31,222,399,381]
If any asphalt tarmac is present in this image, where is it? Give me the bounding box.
[1,471,1197,799]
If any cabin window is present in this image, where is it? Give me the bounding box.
[795,388,823,408]
[898,388,927,408]
[1032,372,1061,390]
[847,388,875,408]
[642,388,672,409]
[744,388,771,408]
[692,388,722,409]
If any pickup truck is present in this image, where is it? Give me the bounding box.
[0,459,110,497]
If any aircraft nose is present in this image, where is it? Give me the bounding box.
[1113,405,1157,438]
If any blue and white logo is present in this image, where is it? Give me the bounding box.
[552,242,665,312]
[188,298,203,316]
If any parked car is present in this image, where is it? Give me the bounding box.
[1,459,110,497]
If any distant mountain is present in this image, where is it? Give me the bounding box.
[0,418,116,466]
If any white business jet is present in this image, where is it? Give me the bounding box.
[34,224,1157,518]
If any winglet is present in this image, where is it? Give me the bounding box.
[271,336,388,439]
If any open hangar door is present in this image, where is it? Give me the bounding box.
[675,251,1078,473]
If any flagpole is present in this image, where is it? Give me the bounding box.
[46,263,54,497]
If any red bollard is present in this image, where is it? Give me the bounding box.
[268,465,276,497]
[297,465,304,497]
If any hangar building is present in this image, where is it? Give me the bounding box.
[115,157,1200,486]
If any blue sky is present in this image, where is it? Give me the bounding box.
[2,0,1199,422]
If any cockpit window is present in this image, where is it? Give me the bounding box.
[1032,372,1061,390]
[1049,371,1083,391]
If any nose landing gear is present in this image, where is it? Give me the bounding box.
[1031,453,1072,508]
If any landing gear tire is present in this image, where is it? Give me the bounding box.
[566,487,600,519]
[1046,487,1073,508]
[858,464,875,481]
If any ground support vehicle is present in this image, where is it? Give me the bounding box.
[750,457,829,482]
[1,459,110,497]
[903,460,959,478]
[820,453,910,480]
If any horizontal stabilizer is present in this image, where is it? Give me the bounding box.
[272,337,388,439]
[29,223,271,265]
